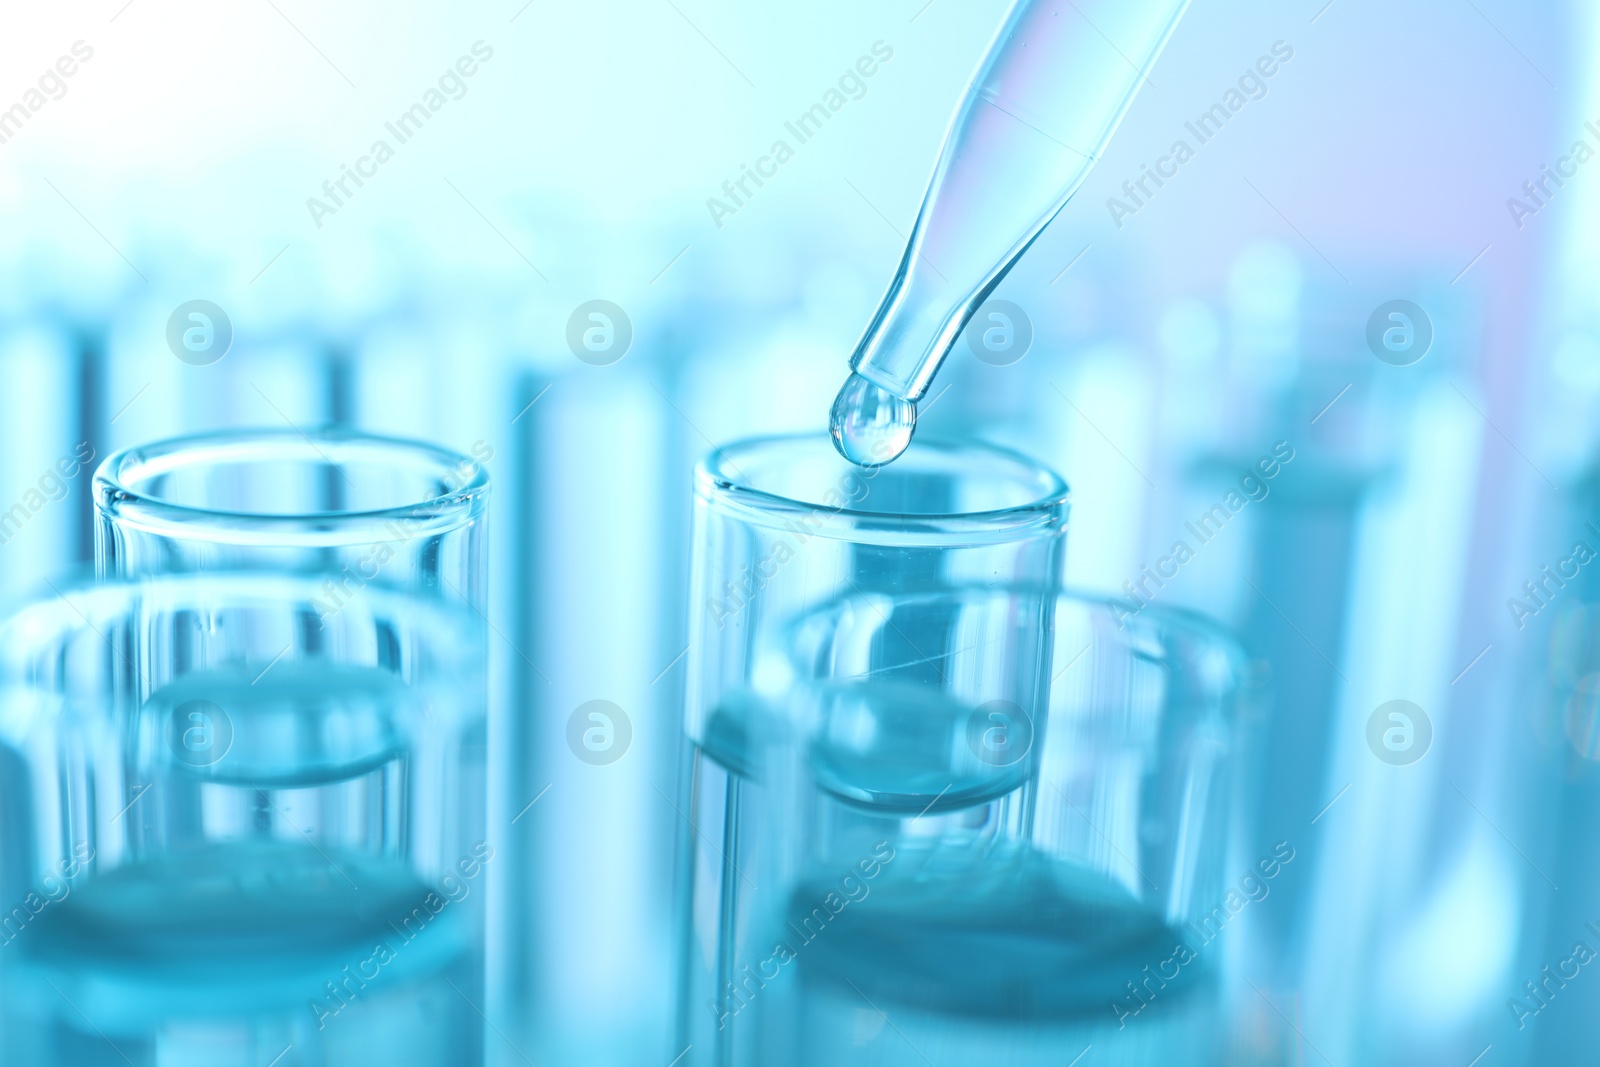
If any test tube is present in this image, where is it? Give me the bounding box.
[738,586,1246,1067]
[80,429,494,1061]
[0,569,488,1066]
[92,428,489,610]
[676,433,1070,1066]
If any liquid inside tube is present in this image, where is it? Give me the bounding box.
[828,373,918,467]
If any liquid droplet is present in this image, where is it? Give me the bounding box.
[828,373,917,467]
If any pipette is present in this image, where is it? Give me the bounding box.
[829,0,1192,466]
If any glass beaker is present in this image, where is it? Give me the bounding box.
[0,569,489,1067]
[93,428,490,610]
[676,434,1070,1066]
[733,586,1246,1067]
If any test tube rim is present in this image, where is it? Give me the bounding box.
[695,432,1069,546]
[782,581,1248,695]
[0,567,486,705]
[93,427,489,548]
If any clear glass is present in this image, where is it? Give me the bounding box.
[721,587,1245,1066]
[93,429,490,610]
[676,434,1070,1066]
[0,570,489,1066]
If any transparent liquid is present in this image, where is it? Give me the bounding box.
[700,681,1215,1066]
[773,842,1213,1066]
[796,841,1199,1016]
[0,842,482,1067]
[828,373,917,468]
[0,660,485,1065]
[141,660,428,787]
[808,680,1030,814]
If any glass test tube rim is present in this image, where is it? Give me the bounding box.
[696,432,1070,546]
[93,427,490,548]
[779,580,1249,696]
[0,568,487,742]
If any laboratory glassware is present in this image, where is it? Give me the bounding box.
[676,433,1070,1066]
[94,428,489,610]
[718,584,1247,1066]
[0,569,489,1066]
[829,0,1192,464]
